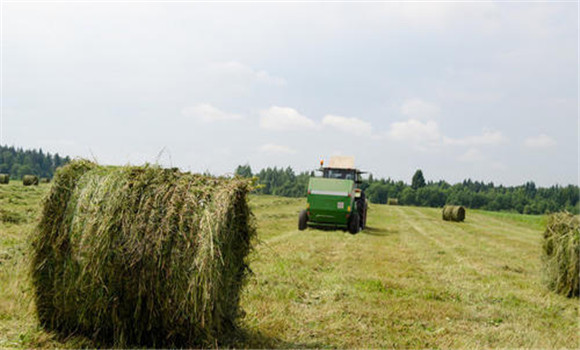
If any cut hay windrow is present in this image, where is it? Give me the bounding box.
[0,173,9,184]
[31,160,256,347]
[542,212,579,298]
[442,205,466,222]
[23,175,39,186]
[387,198,398,205]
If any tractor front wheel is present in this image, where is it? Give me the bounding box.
[348,212,360,234]
[298,210,308,231]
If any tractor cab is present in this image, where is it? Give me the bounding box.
[298,156,368,234]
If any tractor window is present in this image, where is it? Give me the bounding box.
[323,169,356,180]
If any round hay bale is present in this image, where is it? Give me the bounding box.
[0,173,9,184]
[31,160,256,347]
[23,175,39,186]
[387,198,398,205]
[442,205,466,222]
[40,177,51,184]
[542,212,579,298]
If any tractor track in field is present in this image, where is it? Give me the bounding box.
[408,208,537,259]
[416,208,538,246]
[263,229,301,244]
[393,207,483,274]
[468,212,541,236]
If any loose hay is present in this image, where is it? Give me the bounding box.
[0,208,25,224]
[442,205,466,222]
[0,173,9,184]
[23,175,39,186]
[31,160,256,347]
[542,212,579,298]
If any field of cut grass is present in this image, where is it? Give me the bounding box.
[0,183,578,348]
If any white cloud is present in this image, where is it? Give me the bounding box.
[259,106,316,131]
[260,143,296,155]
[322,114,372,136]
[524,134,557,149]
[458,148,486,163]
[181,103,242,123]
[209,61,286,87]
[387,119,507,156]
[387,119,441,146]
[400,98,440,120]
[443,129,506,146]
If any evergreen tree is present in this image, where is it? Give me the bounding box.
[235,164,253,178]
[411,169,426,190]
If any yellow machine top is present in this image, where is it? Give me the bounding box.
[326,156,355,170]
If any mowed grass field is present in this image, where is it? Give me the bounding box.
[0,183,578,348]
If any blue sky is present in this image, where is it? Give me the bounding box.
[2,1,578,186]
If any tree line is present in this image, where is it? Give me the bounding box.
[0,145,71,179]
[236,165,579,215]
[1,147,576,215]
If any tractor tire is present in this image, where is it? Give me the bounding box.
[361,202,367,230]
[348,212,360,235]
[356,194,367,230]
[298,210,308,231]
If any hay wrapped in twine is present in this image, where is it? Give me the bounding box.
[31,160,256,347]
[0,173,9,184]
[542,212,579,298]
[442,205,466,222]
[23,175,39,186]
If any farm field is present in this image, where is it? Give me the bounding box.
[0,183,578,348]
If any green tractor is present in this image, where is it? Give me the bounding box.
[298,156,368,234]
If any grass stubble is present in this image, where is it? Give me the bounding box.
[0,180,577,348]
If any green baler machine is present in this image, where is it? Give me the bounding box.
[298,156,368,234]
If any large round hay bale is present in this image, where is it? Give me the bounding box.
[0,173,9,184]
[23,175,39,186]
[387,198,398,205]
[40,177,50,184]
[542,212,579,298]
[442,205,466,222]
[31,160,256,347]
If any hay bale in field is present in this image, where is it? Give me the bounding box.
[442,205,466,222]
[40,177,50,184]
[542,212,579,298]
[31,160,256,347]
[0,173,9,184]
[387,198,398,205]
[23,175,39,186]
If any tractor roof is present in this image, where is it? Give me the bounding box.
[327,156,355,169]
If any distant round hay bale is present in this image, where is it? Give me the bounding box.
[542,212,579,298]
[31,160,256,347]
[23,175,39,186]
[387,198,398,205]
[442,205,466,222]
[40,177,50,184]
[0,173,9,184]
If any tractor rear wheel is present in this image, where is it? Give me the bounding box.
[364,201,368,229]
[359,201,367,230]
[348,212,360,234]
[356,194,367,230]
[298,210,308,231]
